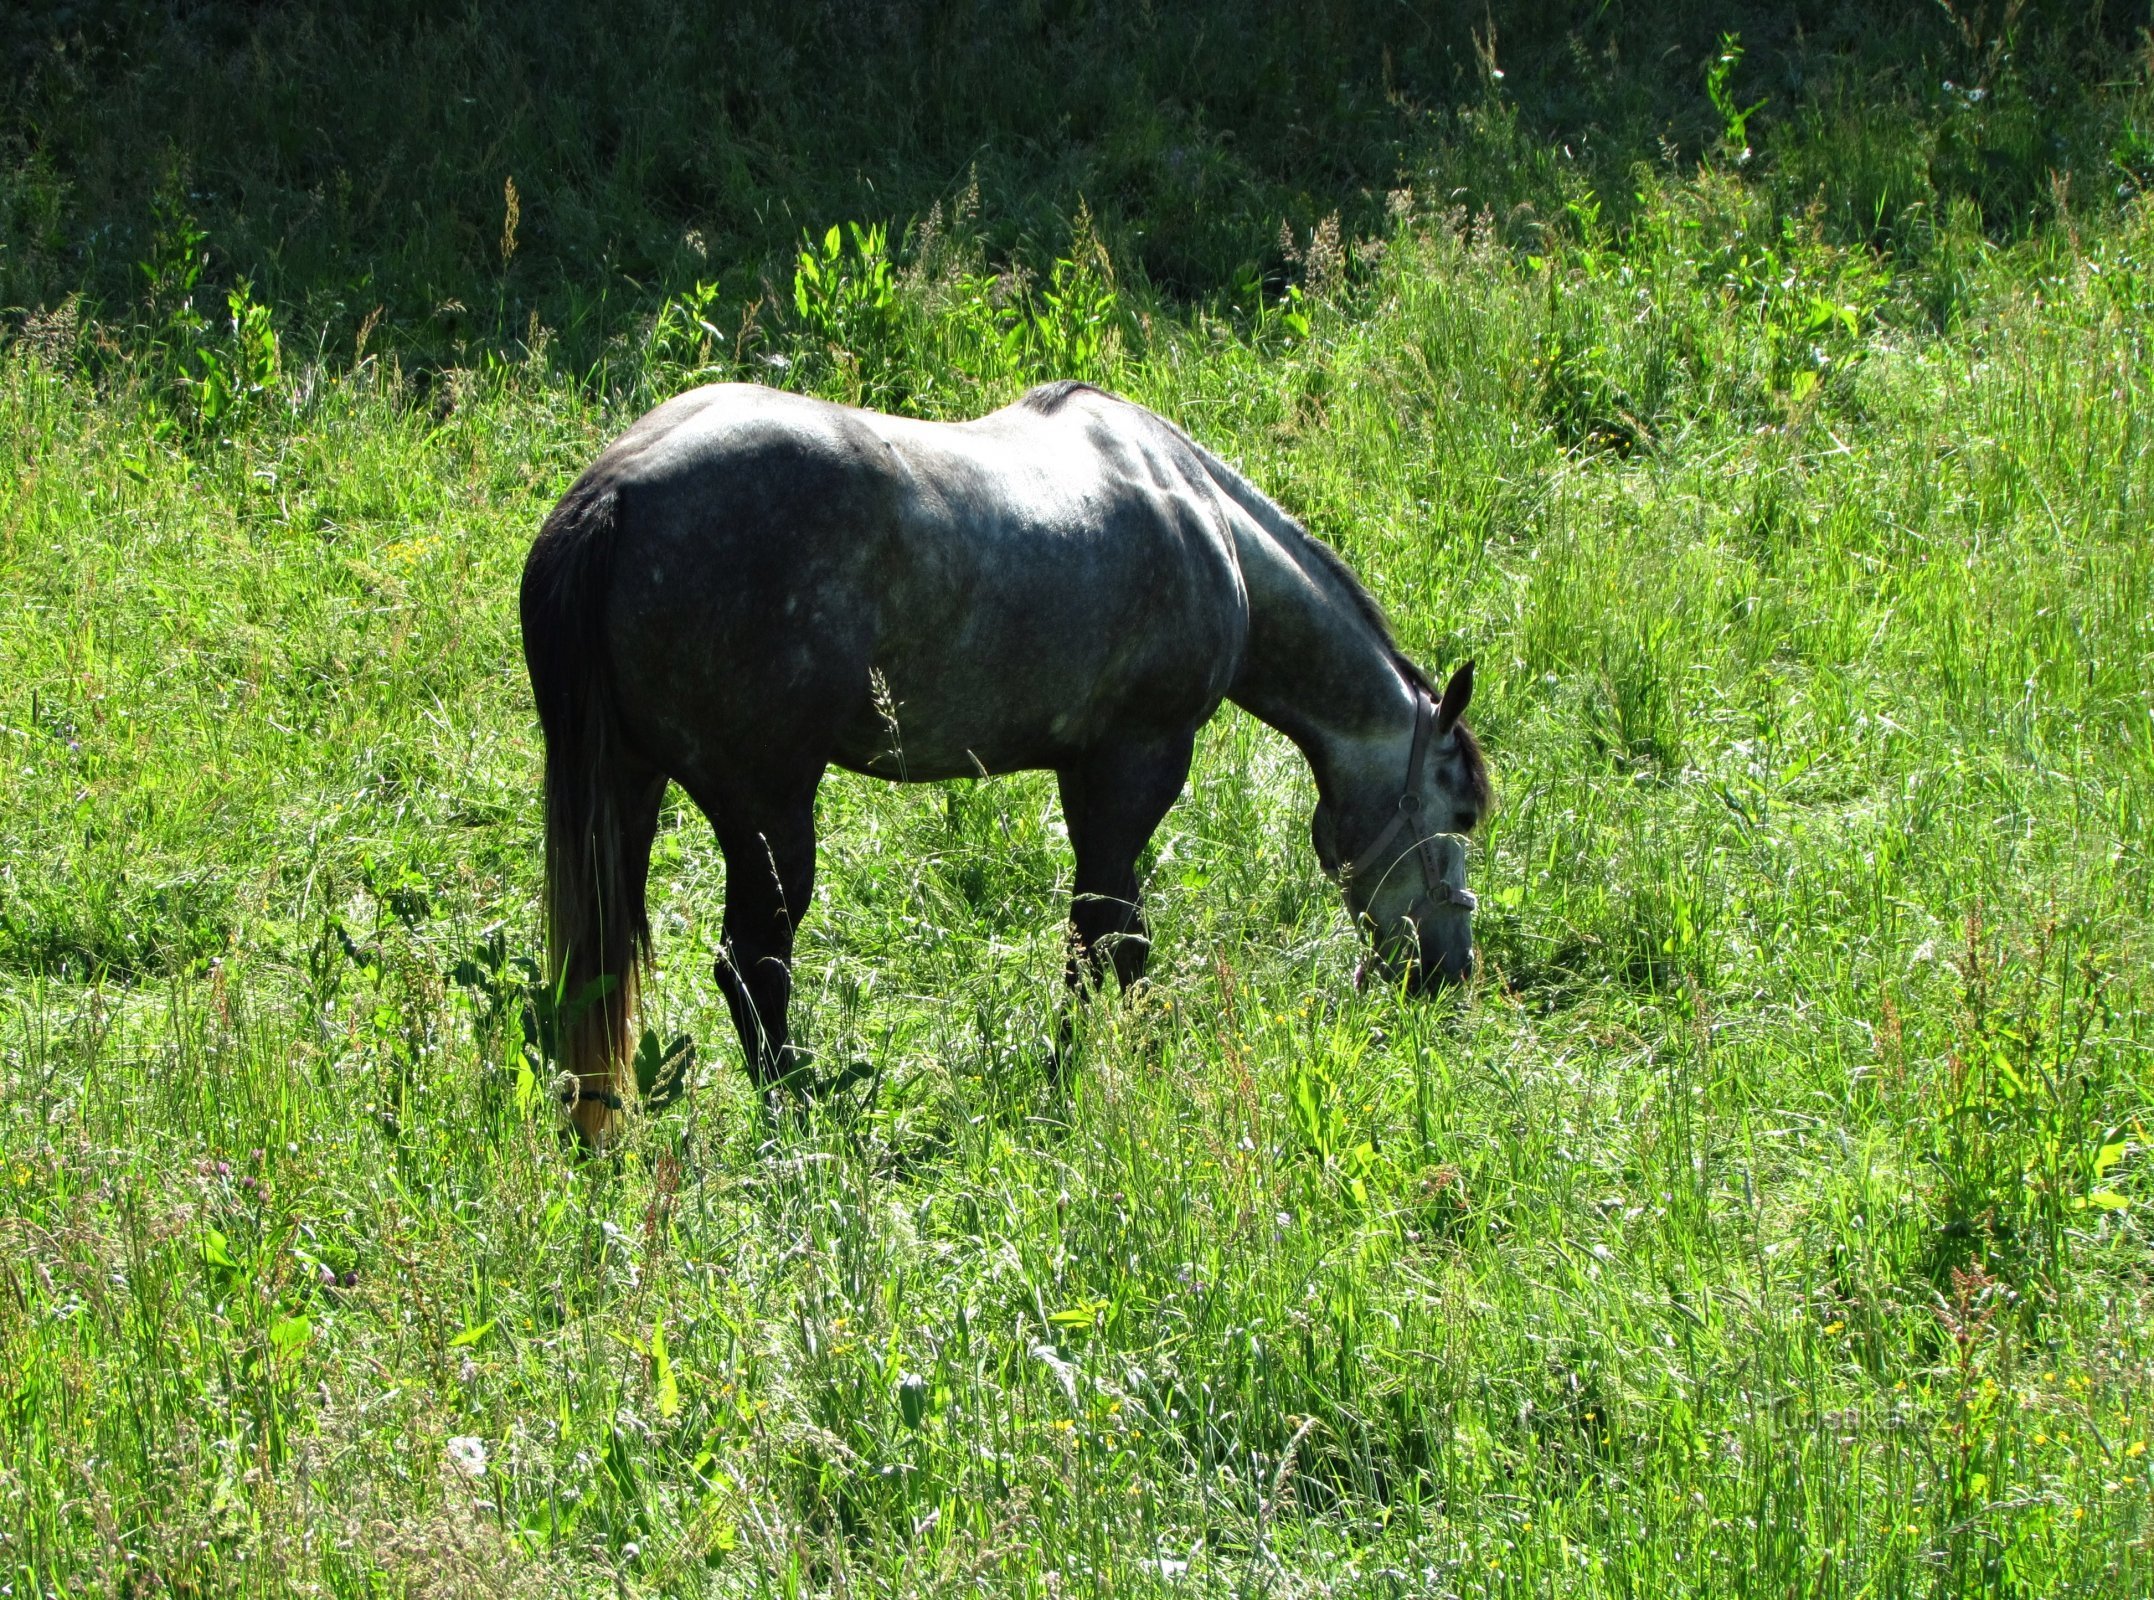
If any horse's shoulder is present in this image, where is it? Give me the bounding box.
[1006,383,1190,459]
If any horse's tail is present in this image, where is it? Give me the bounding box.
[520,479,662,1137]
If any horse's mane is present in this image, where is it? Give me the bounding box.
[1296,535,1490,810]
[1017,381,1489,812]
[1289,534,1431,699]
[1018,378,1100,413]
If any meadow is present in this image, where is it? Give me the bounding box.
[3,5,2153,1594]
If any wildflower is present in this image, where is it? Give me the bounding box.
[446,1436,488,1478]
[2129,1442,2147,1459]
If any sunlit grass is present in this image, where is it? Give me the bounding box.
[3,161,2152,1596]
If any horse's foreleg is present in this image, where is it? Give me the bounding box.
[1057,734,1198,995]
[710,801,819,1096]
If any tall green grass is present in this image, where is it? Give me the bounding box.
[5,18,2154,1596]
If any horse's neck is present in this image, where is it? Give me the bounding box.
[1209,470,1415,803]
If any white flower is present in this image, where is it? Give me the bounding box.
[446,1436,488,1478]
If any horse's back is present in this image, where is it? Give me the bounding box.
[582,384,1249,783]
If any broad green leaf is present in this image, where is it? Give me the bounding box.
[897,1371,930,1429]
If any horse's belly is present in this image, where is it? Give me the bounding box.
[835,568,1235,779]
[829,682,1105,780]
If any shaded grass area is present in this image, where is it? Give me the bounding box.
[5,18,2154,1598]
[3,1,2149,368]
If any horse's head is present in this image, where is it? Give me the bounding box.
[1315,660,1487,992]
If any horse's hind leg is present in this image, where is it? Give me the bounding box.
[1056,733,1197,996]
[698,782,821,1096]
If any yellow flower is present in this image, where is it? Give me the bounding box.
[2127,1441,2147,1459]
[1824,1321,1845,1335]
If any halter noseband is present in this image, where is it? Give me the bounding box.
[1339,693,1477,914]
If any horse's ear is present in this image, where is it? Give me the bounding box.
[1435,659,1475,735]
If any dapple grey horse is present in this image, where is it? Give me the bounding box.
[522,380,1488,1144]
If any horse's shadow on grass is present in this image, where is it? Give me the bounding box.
[771,987,1179,1183]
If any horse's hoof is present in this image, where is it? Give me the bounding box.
[825,1056,876,1093]
[566,1092,627,1151]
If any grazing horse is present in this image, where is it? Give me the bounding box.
[522,381,1489,1145]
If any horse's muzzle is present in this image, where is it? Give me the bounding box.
[1416,947,1476,991]
[1357,922,1475,994]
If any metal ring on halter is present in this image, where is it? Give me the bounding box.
[1416,856,1476,911]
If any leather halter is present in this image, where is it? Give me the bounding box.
[1339,693,1477,913]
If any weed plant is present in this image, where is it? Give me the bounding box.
[3,6,2154,1597]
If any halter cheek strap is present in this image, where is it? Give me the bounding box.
[1340,694,1478,912]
